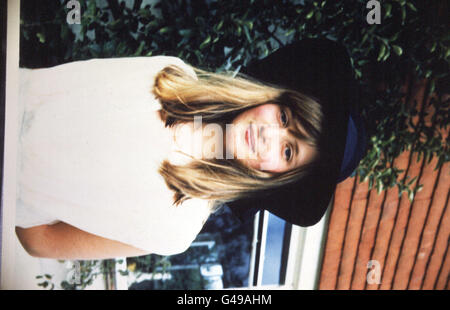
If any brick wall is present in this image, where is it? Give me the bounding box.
[318,79,449,290]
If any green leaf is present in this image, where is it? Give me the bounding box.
[361,33,369,45]
[407,3,418,12]
[408,190,415,202]
[407,176,418,186]
[116,42,127,55]
[426,150,433,164]
[382,49,391,61]
[179,29,192,37]
[401,6,406,24]
[435,155,444,170]
[138,9,151,19]
[444,48,450,59]
[36,33,45,44]
[358,59,369,66]
[237,25,242,36]
[429,42,437,53]
[389,33,400,42]
[147,20,159,28]
[379,37,389,46]
[428,80,436,96]
[306,10,314,19]
[243,26,252,42]
[107,19,122,30]
[134,41,146,56]
[377,44,386,62]
[245,21,253,31]
[214,20,224,32]
[88,0,96,15]
[285,29,295,37]
[385,3,392,17]
[376,179,383,193]
[199,35,211,49]
[392,45,403,56]
[159,27,171,34]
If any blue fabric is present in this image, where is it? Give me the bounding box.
[337,109,367,182]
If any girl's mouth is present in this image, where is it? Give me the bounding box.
[245,123,256,153]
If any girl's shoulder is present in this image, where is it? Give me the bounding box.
[21,55,195,80]
[81,55,189,67]
[80,55,195,74]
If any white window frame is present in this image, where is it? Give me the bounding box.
[113,198,332,290]
[246,197,333,290]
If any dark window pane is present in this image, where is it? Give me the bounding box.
[262,213,286,285]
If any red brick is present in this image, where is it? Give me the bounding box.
[318,78,448,291]
[434,243,450,290]
[380,152,423,290]
[319,177,356,289]
[351,187,386,289]
[336,179,369,289]
[392,199,432,289]
[421,189,450,289]
[408,162,449,289]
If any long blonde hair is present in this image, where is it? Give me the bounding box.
[153,64,323,209]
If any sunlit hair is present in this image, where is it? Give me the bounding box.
[153,64,323,209]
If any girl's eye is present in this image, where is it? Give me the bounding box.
[284,145,292,161]
[280,109,288,127]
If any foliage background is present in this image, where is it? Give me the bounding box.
[20,0,449,289]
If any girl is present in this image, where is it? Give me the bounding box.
[15,39,367,259]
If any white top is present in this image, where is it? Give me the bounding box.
[16,56,212,256]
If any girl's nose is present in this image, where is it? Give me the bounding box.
[257,124,283,155]
[259,123,286,142]
[259,125,266,144]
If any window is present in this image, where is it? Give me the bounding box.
[124,199,332,290]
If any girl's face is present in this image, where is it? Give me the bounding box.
[227,103,318,173]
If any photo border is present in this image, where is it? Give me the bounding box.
[1,0,20,289]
